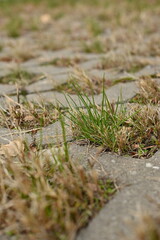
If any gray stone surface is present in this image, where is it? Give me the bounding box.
[0,68,10,78]
[24,65,70,75]
[0,128,34,145]
[0,84,16,96]
[0,120,72,146]
[26,81,138,107]
[25,73,69,93]
[136,65,160,77]
[89,68,137,82]
[68,144,160,240]
[95,81,138,104]
[79,59,101,70]
[29,120,73,145]
[77,182,160,240]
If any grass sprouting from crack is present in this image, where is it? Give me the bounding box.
[0,125,115,240]
[0,70,37,86]
[98,55,149,72]
[55,68,113,95]
[65,86,160,158]
[41,57,85,67]
[82,40,105,54]
[55,68,134,95]
[5,16,23,38]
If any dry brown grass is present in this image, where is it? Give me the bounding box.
[0,97,59,130]
[38,32,67,51]
[0,39,39,63]
[55,67,113,95]
[0,68,39,86]
[0,139,115,240]
[97,53,151,72]
[42,56,85,67]
[131,77,160,104]
[135,215,160,240]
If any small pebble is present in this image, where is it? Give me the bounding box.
[152,166,160,170]
[146,163,152,168]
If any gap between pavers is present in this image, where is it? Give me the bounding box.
[26,81,138,107]
[25,73,69,93]
[68,143,160,240]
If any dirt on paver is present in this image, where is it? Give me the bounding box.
[0,1,160,240]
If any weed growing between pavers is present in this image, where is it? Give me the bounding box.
[0,98,59,130]
[0,70,37,86]
[0,44,3,52]
[0,40,38,63]
[82,40,106,54]
[55,68,135,95]
[39,33,67,51]
[41,57,85,67]
[0,122,115,240]
[66,87,160,158]
[98,55,149,73]
[5,16,23,38]
[55,68,113,95]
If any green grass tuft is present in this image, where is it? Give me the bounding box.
[66,85,160,158]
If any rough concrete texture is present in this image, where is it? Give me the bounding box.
[69,144,160,240]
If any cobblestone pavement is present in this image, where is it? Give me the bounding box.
[0,1,160,240]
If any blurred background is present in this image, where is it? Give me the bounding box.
[0,0,159,73]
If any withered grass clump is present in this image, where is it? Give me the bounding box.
[135,215,160,240]
[55,68,112,95]
[98,55,149,73]
[131,77,160,104]
[0,69,36,86]
[42,57,85,67]
[0,98,59,130]
[67,89,160,158]
[0,142,115,240]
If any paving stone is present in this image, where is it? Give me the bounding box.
[135,65,160,77]
[68,144,160,240]
[0,95,19,110]
[25,73,69,93]
[26,81,138,107]
[0,128,32,145]
[0,84,16,96]
[77,181,160,240]
[89,68,137,82]
[38,48,75,60]
[25,65,70,76]
[20,58,40,68]
[69,144,160,183]
[30,120,73,145]
[0,67,10,78]
[0,120,72,146]
[132,56,160,66]
[94,81,138,104]
[78,59,101,70]
[26,91,79,106]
